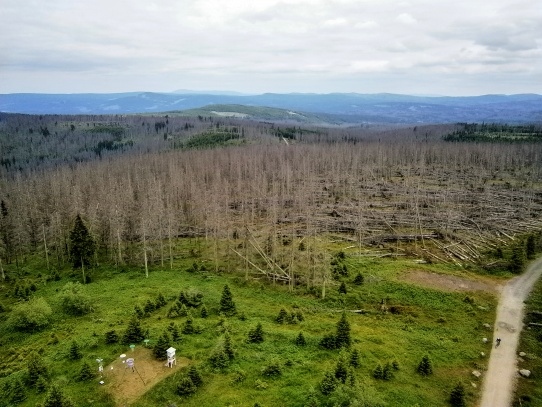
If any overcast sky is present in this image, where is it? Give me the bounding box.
[1,0,541,95]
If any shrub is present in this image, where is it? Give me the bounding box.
[58,282,93,316]
[261,360,282,377]
[7,297,52,332]
[231,368,247,384]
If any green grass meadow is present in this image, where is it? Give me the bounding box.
[0,238,498,406]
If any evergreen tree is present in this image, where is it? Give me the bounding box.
[349,349,360,368]
[276,308,288,324]
[68,340,82,360]
[122,315,145,344]
[417,355,433,376]
[153,331,170,360]
[335,313,351,348]
[36,375,48,393]
[182,317,195,334]
[353,272,364,285]
[208,348,229,369]
[526,235,536,259]
[338,282,347,294]
[42,384,75,407]
[219,285,236,316]
[334,358,348,383]
[223,333,235,360]
[155,292,167,308]
[10,379,26,404]
[373,363,384,379]
[176,376,196,396]
[247,322,264,343]
[78,361,94,381]
[510,245,526,274]
[105,330,119,344]
[27,351,48,385]
[69,214,95,269]
[295,332,306,346]
[449,382,467,407]
[200,304,208,318]
[320,371,337,395]
[382,362,393,380]
[188,365,203,387]
[170,323,181,342]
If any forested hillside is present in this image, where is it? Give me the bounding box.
[1,113,542,407]
[1,114,541,277]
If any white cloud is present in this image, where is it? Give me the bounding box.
[0,0,540,95]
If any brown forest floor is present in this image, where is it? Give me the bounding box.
[100,347,190,406]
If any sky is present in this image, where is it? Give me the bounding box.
[1,0,541,96]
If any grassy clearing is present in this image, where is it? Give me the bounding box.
[0,238,499,406]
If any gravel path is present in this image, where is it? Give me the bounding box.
[479,257,542,407]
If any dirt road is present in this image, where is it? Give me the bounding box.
[479,256,542,407]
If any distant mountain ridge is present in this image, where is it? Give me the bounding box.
[1,91,541,123]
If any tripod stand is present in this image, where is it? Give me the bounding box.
[122,358,145,385]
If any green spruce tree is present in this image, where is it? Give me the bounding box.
[188,365,203,387]
[449,382,467,407]
[69,214,95,270]
[247,322,264,343]
[335,312,351,348]
[295,332,306,346]
[223,333,235,360]
[338,281,347,294]
[153,331,170,360]
[42,384,75,407]
[320,371,337,395]
[68,340,82,360]
[353,272,364,285]
[78,361,94,381]
[219,284,236,316]
[417,355,433,376]
[122,315,145,344]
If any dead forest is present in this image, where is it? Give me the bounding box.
[1,113,542,284]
